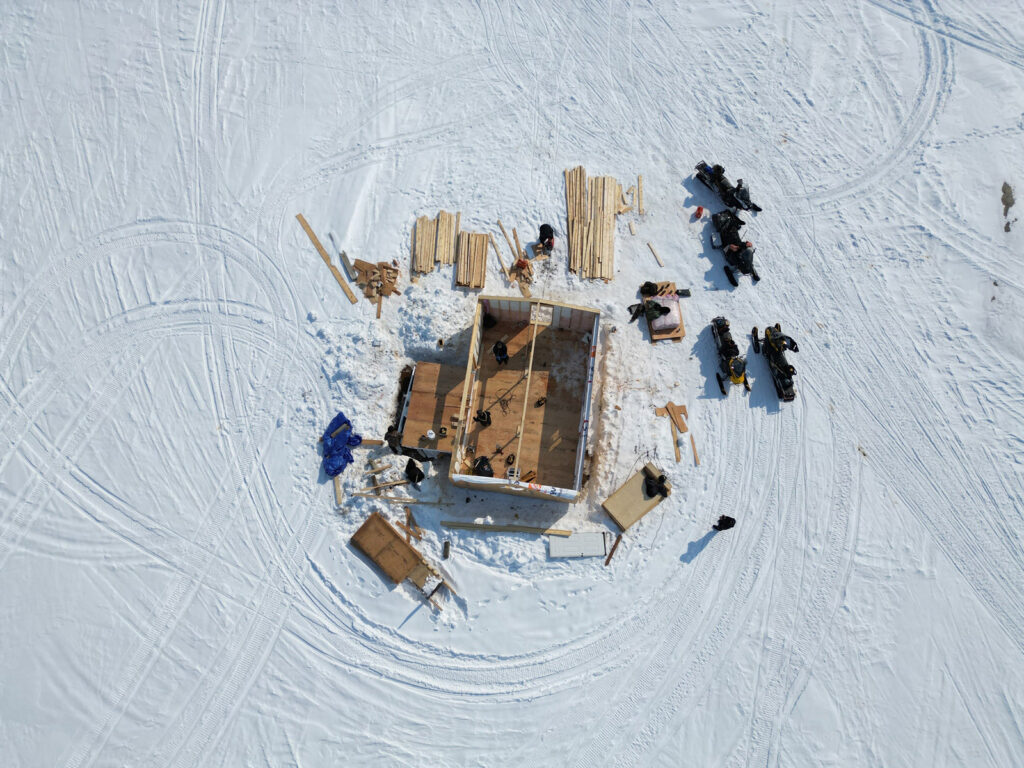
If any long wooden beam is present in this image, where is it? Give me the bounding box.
[512,320,540,477]
[441,521,572,537]
[296,214,359,304]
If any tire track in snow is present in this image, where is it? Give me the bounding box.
[583,408,794,768]
[808,4,954,207]
[22,222,304,768]
[866,0,1024,72]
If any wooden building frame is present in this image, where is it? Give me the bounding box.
[447,296,600,503]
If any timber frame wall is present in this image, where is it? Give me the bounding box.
[449,296,600,503]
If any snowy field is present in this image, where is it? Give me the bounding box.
[2,1,1023,765]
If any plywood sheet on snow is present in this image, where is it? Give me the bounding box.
[350,511,425,584]
[602,462,671,531]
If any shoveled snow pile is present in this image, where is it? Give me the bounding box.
[1,2,1022,766]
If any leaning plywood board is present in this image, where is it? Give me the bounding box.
[549,532,609,558]
[602,462,671,531]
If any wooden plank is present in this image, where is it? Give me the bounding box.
[333,475,344,507]
[497,220,518,267]
[664,402,687,434]
[629,221,637,236]
[376,292,382,319]
[296,214,359,304]
[668,417,681,463]
[512,227,525,262]
[512,321,540,476]
[396,519,423,541]
[647,242,664,267]
[406,507,423,537]
[355,438,384,447]
[361,478,411,493]
[348,492,447,503]
[441,521,572,537]
[604,533,623,566]
[489,233,513,284]
[690,432,700,466]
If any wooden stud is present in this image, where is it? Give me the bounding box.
[604,533,623,566]
[441,521,572,537]
[348,493,447,504]
[647,242,664,267]
[629,221,637,236]
[690,432,700,466]
[512,227,525,261]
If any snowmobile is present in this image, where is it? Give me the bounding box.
[710,209,760,286]
[711,317,750,395]
[694,161,763,212]
[752,324,799,402]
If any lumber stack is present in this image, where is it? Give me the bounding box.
[455,231,488,289]
[436,210,458,265]
[412,215,439,274]
[564,166,621,280]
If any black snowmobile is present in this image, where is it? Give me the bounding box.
[710,210,760,286]
[694,161,762,212]
[711,317,750,395]
[752,324,799,402]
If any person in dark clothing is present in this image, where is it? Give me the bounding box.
[385,425,402,454]
[713,515,736,531]
[538,223,555,251]
[473,409,492,426]
[643,473,670,498]
[492,339,509,365]
[405,458,425,484]
[473,456,494,477]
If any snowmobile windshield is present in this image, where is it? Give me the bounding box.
[729,358,746,379]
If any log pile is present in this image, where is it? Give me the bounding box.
[564,166,629,280]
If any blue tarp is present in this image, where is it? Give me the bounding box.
[321,410,362,477]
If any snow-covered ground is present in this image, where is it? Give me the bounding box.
[2,1,1023,765]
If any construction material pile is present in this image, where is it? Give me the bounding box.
[564,166,634,280]
[411,210,488,289]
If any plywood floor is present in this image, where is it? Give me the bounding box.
[459,321,589,488]
[400,362,466,453]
